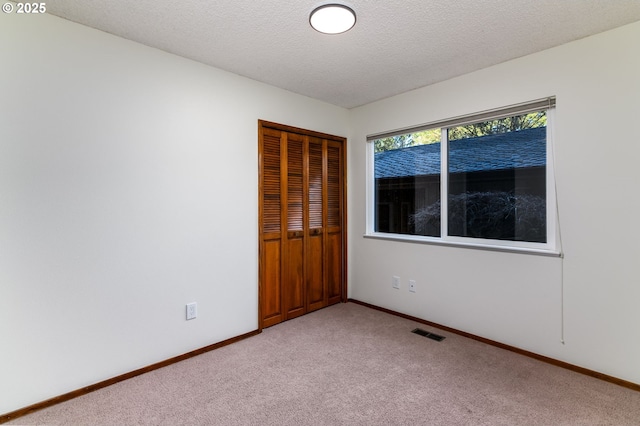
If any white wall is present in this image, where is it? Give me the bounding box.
[0,12,348,414]
[348,21,640,385]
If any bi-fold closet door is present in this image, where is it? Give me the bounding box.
[259,121,345,328]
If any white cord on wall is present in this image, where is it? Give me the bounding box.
[548,105,565,345]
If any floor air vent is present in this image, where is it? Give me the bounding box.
[411,328,445,342]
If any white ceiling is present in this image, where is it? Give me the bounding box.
[46,1,640,109]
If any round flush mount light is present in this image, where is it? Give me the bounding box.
[309,4,356,34]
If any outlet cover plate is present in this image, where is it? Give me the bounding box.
[392,276,400,289]
[186,302,197,320]
[409,280,416,293]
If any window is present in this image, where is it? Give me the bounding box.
[368,98,557,254]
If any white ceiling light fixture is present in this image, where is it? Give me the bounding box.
[310,4,356,34]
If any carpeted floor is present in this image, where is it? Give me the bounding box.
[9,302,640,425]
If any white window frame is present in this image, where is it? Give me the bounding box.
[365,98,560,257]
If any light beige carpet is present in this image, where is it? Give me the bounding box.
[9,302,640,425]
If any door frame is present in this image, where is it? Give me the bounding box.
[258,120,348,330]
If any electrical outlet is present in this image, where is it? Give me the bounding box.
[392,276,400,289]
[186,302,197,320]
[409,280,416,293]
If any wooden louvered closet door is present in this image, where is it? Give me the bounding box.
[326,140,344,305]
[284,132,305,320]
[259,121,346,328]
[260,127,284,328]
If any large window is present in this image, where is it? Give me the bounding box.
[368,98,557,254]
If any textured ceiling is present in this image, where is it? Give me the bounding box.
[46,1,640,109]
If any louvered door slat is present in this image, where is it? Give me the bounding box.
[308,138,323,230]
[327,143,342,229]
[262,131,281,234]
[287,133,304,232]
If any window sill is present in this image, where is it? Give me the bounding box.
[363,233,562,258]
